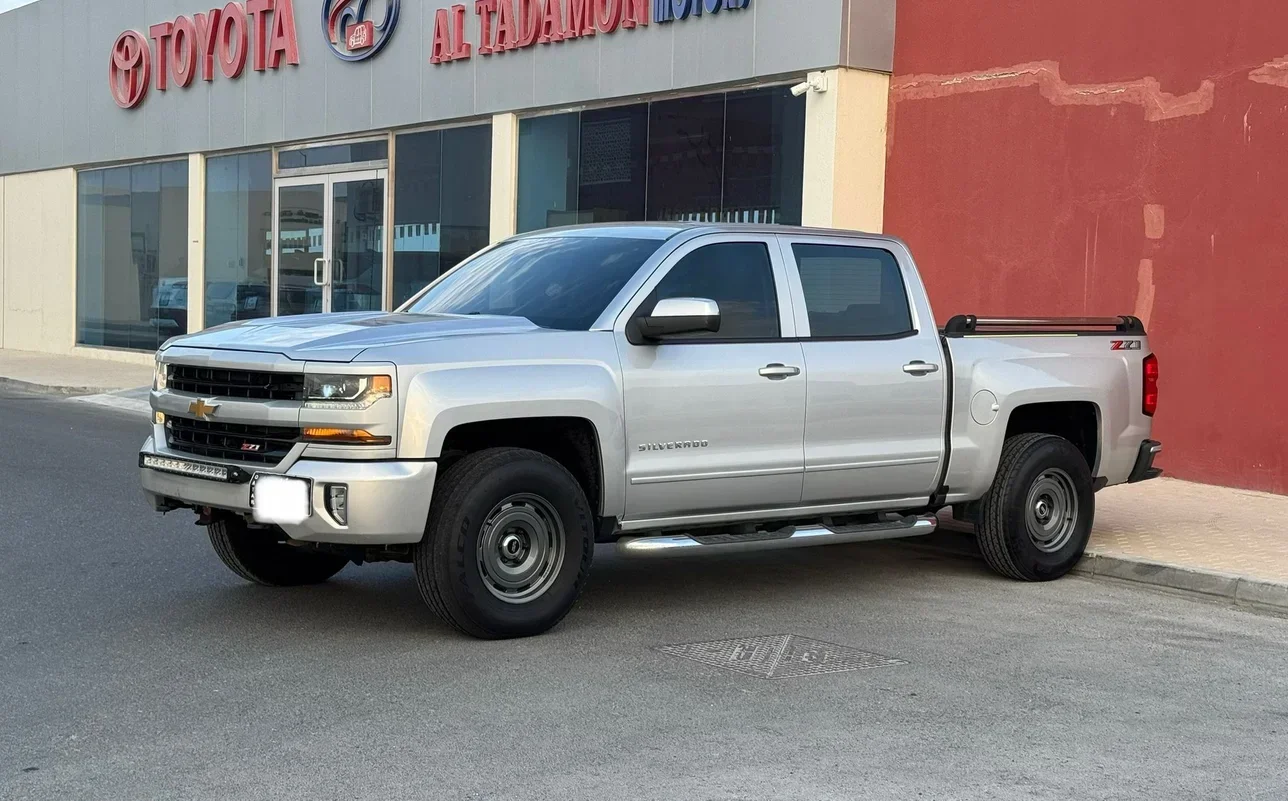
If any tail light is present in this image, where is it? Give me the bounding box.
[1142,353,1159,416]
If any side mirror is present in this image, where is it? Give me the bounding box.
[631,297,721,343]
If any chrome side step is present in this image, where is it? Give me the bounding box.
[616,514,938,558]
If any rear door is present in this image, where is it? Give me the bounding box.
[616,234,806,522]
[777,236,948,505]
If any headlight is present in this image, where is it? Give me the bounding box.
[153,360,168,391]
[304,374,392,409]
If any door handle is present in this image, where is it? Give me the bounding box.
[313,258,327,287]
[903,361,940,375]
[759,364,801,380]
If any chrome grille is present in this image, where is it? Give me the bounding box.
[165,417,301,465]
[168,364,305,401]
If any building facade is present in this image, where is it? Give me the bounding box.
[1,0,1285,494]
[0,0,892,354]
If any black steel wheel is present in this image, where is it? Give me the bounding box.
[976,433,1095,581]
[414,448,594,639]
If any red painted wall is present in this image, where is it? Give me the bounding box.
[884,0,1288,494]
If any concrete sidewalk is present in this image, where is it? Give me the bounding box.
[0,348,153,414]
[0,348,152,394]
[2,346,1285,611]
[1079,478,1288,609]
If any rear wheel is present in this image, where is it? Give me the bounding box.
[976,433,1095,581]
[207,517,348,586]
[414,447,594,639]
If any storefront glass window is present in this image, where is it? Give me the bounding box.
[517,114,580,233]
[277,140,388,170]
[77,160,189,350]
[392,124,492,306]
[516,86,804,233]
[204,152,272,327]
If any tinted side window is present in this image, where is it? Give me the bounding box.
[792,244,914,338]
[652,242,779,339]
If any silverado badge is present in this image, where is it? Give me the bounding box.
[188,399,220,421]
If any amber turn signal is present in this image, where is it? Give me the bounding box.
[302,427,392,445]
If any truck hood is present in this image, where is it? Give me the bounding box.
[160,312,544,362]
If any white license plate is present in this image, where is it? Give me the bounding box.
[251,475,312,525]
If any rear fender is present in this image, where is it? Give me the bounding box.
[944,355,1133,501]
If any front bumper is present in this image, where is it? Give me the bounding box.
[1127,439,1163,483]
[139,437,436,545]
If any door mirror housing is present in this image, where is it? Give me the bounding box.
[630,297,721,343]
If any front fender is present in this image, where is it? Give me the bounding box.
[397,361,626,517]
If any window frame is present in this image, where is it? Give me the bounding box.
[616,233,799,345]
[775,235,922,341]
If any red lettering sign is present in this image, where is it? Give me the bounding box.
[109,0,297,109]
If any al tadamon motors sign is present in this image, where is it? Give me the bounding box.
[108,0,300,109]
[428,0,751,64]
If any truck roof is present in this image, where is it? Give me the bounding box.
[515,221,905,245]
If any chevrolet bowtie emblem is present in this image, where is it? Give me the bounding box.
[188,399,220,421]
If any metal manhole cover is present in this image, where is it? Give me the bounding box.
[657,634,907,679]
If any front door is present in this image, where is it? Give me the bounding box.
[616,235,807,523]
[273,170,386,316]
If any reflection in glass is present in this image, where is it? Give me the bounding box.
[76,160,189,350]
[514,87,804,233]
[517,114,580,234]
[277,140,388,170]
[393,125,492,306]
[276,184,326,316]
[723,87,805,225]
[205,151,272,327]
[646,94,725,222]
[406,235,662,330]
[578,105,647,224]
[331,177,385,312]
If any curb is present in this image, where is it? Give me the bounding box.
[1073,552,1288,614]
[0,376,106,397]
[914,529,1288,615]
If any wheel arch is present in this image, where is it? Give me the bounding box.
[438,417,607,517]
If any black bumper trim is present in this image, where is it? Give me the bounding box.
[1127,440,1163,483]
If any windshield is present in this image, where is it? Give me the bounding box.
[404,235,663,330]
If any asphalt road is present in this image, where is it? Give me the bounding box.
[2,392,1286,801]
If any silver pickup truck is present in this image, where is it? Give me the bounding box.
[140,223,1162,638]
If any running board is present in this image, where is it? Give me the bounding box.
[616,514,938,557]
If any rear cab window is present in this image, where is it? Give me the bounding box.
[788,243,914,339]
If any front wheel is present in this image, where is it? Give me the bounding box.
[414,448,594,639]
[976,433,1095,581]
[208,517,349,586]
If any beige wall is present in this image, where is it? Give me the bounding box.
[489,113,519,244]
[1,169,77,354]
[801,68,892,233]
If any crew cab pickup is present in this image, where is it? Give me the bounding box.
[140,223,1162,638]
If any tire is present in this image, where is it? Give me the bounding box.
[207,517,348,587]
[976,433,1095,582]
[414,447,594,639]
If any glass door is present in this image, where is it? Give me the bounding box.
[273,170,386,316]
